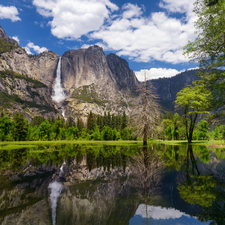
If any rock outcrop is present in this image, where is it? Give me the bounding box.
[0,26,18,46]
[0,48,59,89]
[106,53,139,89]
[61,45,118,94]
[149,70,199,112]
[61,46,140,117]
[0,70,60,120]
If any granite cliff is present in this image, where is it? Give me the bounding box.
[150,70,199,112]
[61,45,140,118]
[0,70,60,121]
[0,48,59,89]
[0,25,200,120]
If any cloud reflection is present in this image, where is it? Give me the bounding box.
[135,204,190,219]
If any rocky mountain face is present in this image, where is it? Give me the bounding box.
[61,45,140,118]
[0,48,59,89]
[149,70,199,112]
[0,26,18,46]
[0,25,200,120]
[0,70,60,121]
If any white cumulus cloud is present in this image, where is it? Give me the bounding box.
[135,68,184,81]
[24,42,48,55]
[32,0,118,39]
[0,5,21,22]
[11,36,19,43]
[32,0,197,64]
[90,0,197,64]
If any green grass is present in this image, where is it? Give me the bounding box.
[1,139,225,150]
[155,139,225,146]
[0,140,143,150]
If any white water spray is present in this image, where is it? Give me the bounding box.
[49,181,63,225]
[52,57,67,117]
[48,161,66,225]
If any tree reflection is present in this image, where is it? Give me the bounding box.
[177,145,216,208]
[130,145,164,223]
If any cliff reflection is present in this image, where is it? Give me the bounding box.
[0,143,224,224]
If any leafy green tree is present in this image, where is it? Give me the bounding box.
[218,125,225,140]
[175,85,212,143]
[92,126,101,140]
[184,0,225,69]
[12,113,28,141]
[0,116,12,141]
[38,120,51,140]
[31,116,45,127]
[214,126,220,140]
[53,119,61,140]
[198,120,209,140]
[101,126,112,140]
[66,127,79,140]
[183,0,225,123]
[59,127,66,140]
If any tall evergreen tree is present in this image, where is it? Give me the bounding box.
[87,111,96,132]
[13,113,28,141]
[107,112,111,127]
[121,111,127,130]
[111,114,116,129]
[77,118,84,132]
[103,112,107,126]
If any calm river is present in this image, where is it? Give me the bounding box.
[0,143,224,225]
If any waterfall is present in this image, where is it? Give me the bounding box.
[52,57,66,117]
[48,161,66,225]
[49,181,63,225]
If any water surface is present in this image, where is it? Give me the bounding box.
[0,143,224,225]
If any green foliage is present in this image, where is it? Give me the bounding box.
[0,116,12,141]
[121,111,127,130]
[38,120,51,140]
[198,120,209,140]
[183,0,225,69]
[0,37,17,54]
[31,116,45,127]
[12,113,28,141]
[175,84,212,143]
[0,110,131,141]
[72,85,108,105]
[87,111,96,133]
[0,70,47,88]
[183,0,225,123]
[178,176,216,207]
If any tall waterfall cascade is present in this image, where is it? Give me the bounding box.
[48,160,66,225]
[52,57,66,117]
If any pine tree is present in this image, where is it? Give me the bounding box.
[107,112,111,127]
[103,112,107,126]
[121,111,127,130]
[77,118,84,132]
[13,113,28,141]
[87,111,96,133]
[111,114,116,129]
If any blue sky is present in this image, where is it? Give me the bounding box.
[0,0,198,81]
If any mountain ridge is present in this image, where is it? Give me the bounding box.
[0,25,200,119]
